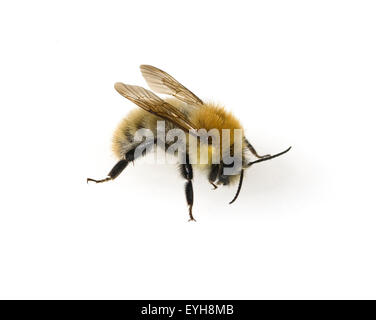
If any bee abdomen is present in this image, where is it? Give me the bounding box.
[112,108,179,159]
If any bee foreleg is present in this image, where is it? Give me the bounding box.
[245,139,271,159]
[209,182,218,190]
[179,155,195,222]
[208,164,220,190]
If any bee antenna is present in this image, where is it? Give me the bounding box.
[229,169,244,204]
[246,146,291,167]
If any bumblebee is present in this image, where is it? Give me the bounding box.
[87,65,291,221]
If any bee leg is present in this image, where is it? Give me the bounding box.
[210,182,218,190]
[180,155,195,221]
[208,164,220,190]
[87,159,129,184]
[185,181,195,222]
[87,139,156,184]
[245,139,271,159]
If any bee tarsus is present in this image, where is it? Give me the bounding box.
[87,177,112,184]
[210,182,218,190]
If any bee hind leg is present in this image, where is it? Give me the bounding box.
[87,159,129,184]
[87,139,156,184]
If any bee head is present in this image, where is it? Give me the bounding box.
[227,146,292,204]
[217,160,242,186]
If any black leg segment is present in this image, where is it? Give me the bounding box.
[87,159,129,184]
[208,164,220,189]
[179,154,195,221]
[185,180,194,221]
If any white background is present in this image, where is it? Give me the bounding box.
[0,0,375,299]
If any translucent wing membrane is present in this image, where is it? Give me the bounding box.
[114,83,198,132]
[140,65,203,106]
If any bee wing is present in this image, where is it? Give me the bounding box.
[114,83,198,132]
[140,65,203,106]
